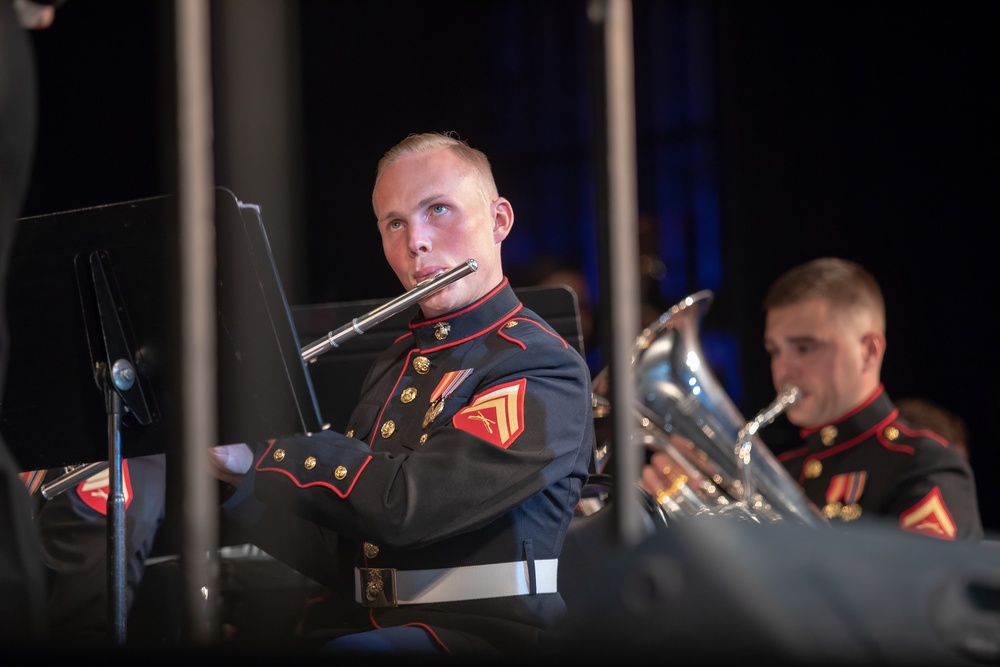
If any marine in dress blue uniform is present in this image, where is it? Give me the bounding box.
[26,454,167,643]
[223,279,594,656]
[777,385,981,540]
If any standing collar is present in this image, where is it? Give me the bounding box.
[799,384,894,451]
[408,279,522,351]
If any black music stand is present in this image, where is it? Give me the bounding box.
[291,284,585,431]
[1,187,324,643]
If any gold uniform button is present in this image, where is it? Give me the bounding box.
[363,542,379,558]
[334,465,347,480]
[884,426,899,441]
[820,425,838,446]
[419,433,428,445]
[365,573,384,601]
[434,322,451,340]
[401,387,418,403]
[380,420,395,438]
[273,448,286,462]
[345,429,354,438]
[304,456,317,470]
[504,320,518,329]
[413,356,431,374]
[804,459,823,479]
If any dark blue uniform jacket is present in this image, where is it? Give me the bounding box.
[777,385,981,540]
[223,280,595,655]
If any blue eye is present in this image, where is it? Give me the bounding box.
[431,204,447,215]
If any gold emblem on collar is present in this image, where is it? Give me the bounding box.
[434,322,451,340]
[504,320,518,329]
[401,387,417,403]
[413,356,431,374]
[884,426,899,441]
[820,425,838,446]
[804,459,823,479]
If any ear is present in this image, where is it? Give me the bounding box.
[860,331,886,373]
[492,197,513,242]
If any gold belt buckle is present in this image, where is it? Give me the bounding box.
[359,567,398,607]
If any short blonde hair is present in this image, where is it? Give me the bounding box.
[374,131,498,200]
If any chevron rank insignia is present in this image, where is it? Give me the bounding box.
[453,378,526,449]
[899,486,957,540]
[76,459,133,515]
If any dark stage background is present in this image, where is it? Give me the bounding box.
[19,1,999,533]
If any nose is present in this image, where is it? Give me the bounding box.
[406,219,431,255]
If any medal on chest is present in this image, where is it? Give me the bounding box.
[822,471,868,521]
[423,368,474,429]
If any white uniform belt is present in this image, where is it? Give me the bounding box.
[354,559,559,607]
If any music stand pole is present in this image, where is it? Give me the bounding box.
[86,250,155,646]
[44,364,133,644]
[103,367,130,644]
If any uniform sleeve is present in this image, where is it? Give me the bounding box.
[886,447,982,540]
[248,341,594,550]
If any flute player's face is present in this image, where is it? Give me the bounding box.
[374,147,512,318]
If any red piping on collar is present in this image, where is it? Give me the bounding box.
[799,384,885,438]
[409,278,509,329]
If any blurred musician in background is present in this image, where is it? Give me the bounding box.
[210,131,595,657]
[895,396,970,462]
[642,257,981,540]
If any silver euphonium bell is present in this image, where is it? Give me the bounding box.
[593,289,827,529]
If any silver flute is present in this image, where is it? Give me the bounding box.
[41,463,106,500]
[300,258,478,362]
[42,258,479,498]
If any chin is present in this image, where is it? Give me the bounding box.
[784,407,811,429]
[419,295,453,318]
